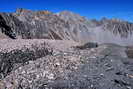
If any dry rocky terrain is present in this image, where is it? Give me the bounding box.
[0,39,132,89]
[0,9,133,89]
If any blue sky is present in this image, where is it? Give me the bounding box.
[0,0,133,22]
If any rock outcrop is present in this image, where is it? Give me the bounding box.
[0,13,17,39]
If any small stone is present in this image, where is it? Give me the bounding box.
[106,67,114,71]
[127,86,132,89]
[43,71,49,77]
[36,74,40,79]
[47,73,54,79]
[22,71,26,74]
[89,56,97,59]
[100,73,104,76]
[55,62,60,66]
[90,84,93,88]
[29,61,34,64]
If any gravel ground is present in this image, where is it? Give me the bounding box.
[0,39,133,89]
[0,39,79,52]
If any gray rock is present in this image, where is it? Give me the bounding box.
[0,41,133,89]
[0,9,133,46]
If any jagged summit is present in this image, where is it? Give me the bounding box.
[15,8,53,17]
[57,11,86,22]
[99,17,133,24]
[16,8,32,13]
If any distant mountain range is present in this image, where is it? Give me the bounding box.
[0,8,133,46]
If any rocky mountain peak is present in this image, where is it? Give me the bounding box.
[16,8,32,14]
[36,10,52,15]
[15,8,53,18]
[57,11,86,22]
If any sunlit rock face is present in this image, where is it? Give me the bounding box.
[0,8,133,46]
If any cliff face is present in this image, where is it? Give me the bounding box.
[0,8,133,46]
[0,13,17,39]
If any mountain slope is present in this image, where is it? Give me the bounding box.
[0,8,133,46]
[88,18,133,46]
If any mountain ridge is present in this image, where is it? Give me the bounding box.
[0,8,133,46]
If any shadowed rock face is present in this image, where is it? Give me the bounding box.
[0,13,16,39]
[0,8,133,46]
